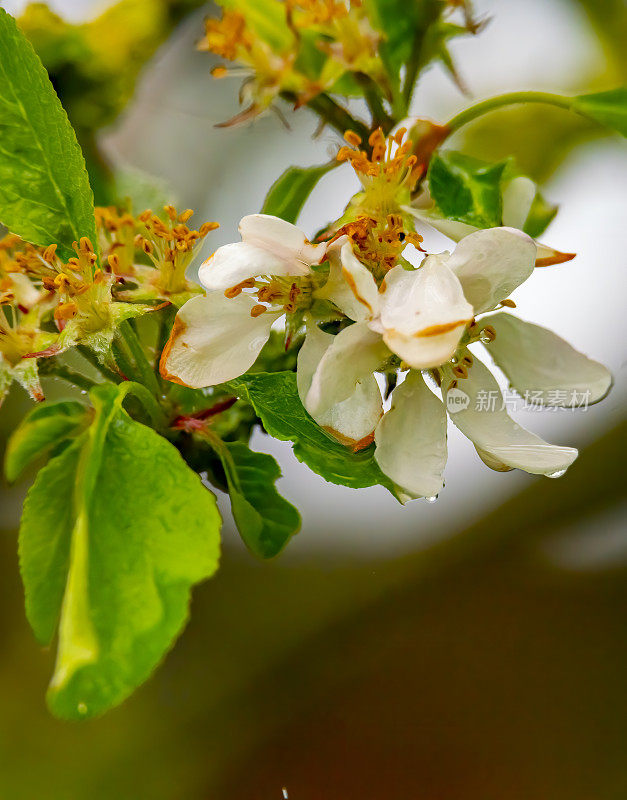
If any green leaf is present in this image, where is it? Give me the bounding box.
[218,440,301,558]
[572,87,627,138]
[0,9,96,258]
[523,190,558,239]
[261,162,335,224]
[5,400,88,483]
[365,0,441,82]
[19,383,221,719]
[428,151,507,227]
[229,371,396,494]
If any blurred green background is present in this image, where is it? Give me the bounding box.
[0,0,626,797]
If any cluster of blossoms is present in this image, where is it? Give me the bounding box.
[161,126,611,501]
[200,0,386,124]
[200,0,478,125]
[0,206,217,405]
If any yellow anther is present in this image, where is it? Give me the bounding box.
[200,221,220,237]
[54,273,70,289]
[54,301,78,321]
[250,304,266,318]
[43,244,57,263]
[500,298,516,308]
[344,130,362,147]
[179,209,194,224]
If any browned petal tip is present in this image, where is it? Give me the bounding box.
[159,316,192,387]
[322,427,376,452]
[535,250,576,267]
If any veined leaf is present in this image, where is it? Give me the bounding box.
[428,151,507,228]
[426,151,558,236]
[0,10,97,258]
[19,383,221,719]
[5,400,89,483]
[229,371,396,494]
[261,162,335,224]
[572,87,627,138]
[211,438,300,558]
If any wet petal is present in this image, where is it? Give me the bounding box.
[446,227,537,313]
[316,240,379,323]
[482,313,612,406]
[239,214,327,266]
[378,257,473,368]
[160,292,277,388]
[374,371,447,500]
[304,322,388,418]
[443,356,578,475]
[297,322,382,447]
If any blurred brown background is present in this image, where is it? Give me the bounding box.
[0,0,626,797]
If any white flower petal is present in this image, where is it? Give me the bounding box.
[198,242,302,292]
[378,257,473,368]
[316,240,379,322]
[444,356,578,475]
[160,292,278,388]
[297,322,382,447]
[305,322,388,418]
[374,371,447,500]
[10,273,41,307]
[446,227,537,314]
[239,214,327,266]
[501,176,536,229]
[405,205,477,241]
[482,313,612,406]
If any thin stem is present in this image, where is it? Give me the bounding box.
[446,91,574,133]
[77,345,122,383]
[357,75,395,133]
[111,335,138,383]
[120,381,168,432]
[119,320,162,395]
[304,93,371,141]
[40,361,97,392]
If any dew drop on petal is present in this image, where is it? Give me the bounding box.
[425,494,439,503]
[547,469,567,479]
[479,332,491,344]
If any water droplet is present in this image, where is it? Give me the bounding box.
[80,390,87,395]
[425,494,439,503]
[77,702,88,715]
[479,332,491,344]
[450,355,458,364]
[547,469,566,479]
